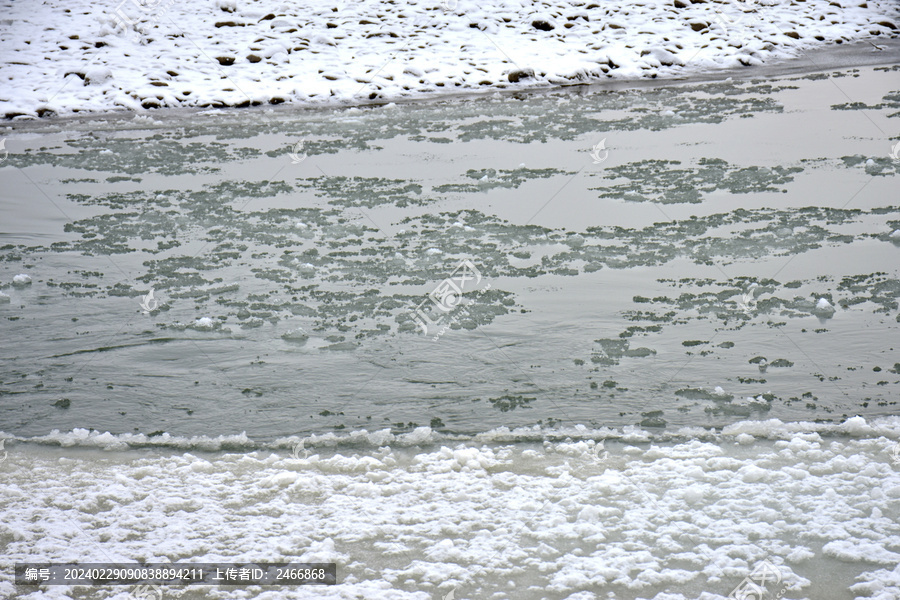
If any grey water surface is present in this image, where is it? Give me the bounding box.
[1,62,898,443]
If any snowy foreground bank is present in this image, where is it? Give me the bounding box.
[1,0,898,118]
[2,417,900,600]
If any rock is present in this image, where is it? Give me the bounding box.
[507,68,535,83]
[877,21,897,29]
[216,56,235,66]
[532,20,554,31]
[689,22,708,32]
[84,67,112,85]
[247,54,262,63]
[640,47,684,66]
[784,31,801,39]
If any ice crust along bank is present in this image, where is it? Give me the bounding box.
[1,0,899,118]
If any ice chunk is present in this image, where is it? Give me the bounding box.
[194,317,215,328]
[840,415,871,436]
[738,464,769,482]
[12,274,31,286]
[281,328,309,344]
[813,297,835,317]
[683,486,704,505]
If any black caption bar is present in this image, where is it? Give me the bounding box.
[15,563,336,586]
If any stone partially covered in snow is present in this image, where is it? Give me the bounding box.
[507,68,536,83]
[12,274,32,286]
[0,291,10,304]
[640,47,686,67]
[83,67,113,85]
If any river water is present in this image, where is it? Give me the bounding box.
[1,54,899,600]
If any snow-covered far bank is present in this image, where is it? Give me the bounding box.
[0,0,898,119]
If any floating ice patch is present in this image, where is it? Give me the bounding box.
[592,158,803,204]
[281,328,309,344]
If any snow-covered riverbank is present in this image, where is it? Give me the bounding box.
[1,0,898,118]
